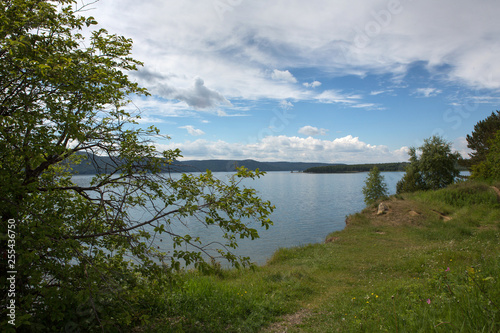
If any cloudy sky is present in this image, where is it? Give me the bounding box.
[88,0,500,163]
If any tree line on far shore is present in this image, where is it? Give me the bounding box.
[304,162,409,174]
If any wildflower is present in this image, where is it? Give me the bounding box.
[426,299,431,304]
[445,267,450,272]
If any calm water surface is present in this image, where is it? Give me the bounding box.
[227,171,405,264]
[73,171,404,265]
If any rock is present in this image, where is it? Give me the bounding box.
[377,202,389,215]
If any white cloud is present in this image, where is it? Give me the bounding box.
[143,75,231,110]
[279,100,294,109]
[127,97,197,118]
[370,90,392,96]
[452,136,473,158]
[134,116,166,124]
[316,90,362,105]
[298,126,328,137]
[303,81,322,88]
[464,96,500,104]
[271,69,298,83]
[179,125,205,136]
[91,0,500,104]
[155,135,410,163]
[174,77,231,109]
[414,88,442,98]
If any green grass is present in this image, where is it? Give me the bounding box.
[413,181,500,208]
[132,180,500,332]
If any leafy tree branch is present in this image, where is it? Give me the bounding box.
[0,1,274,331]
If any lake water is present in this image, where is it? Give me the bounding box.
[73,171,405,266]
[217,171,405,264]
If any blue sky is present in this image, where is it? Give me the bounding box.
[89,0,500,163]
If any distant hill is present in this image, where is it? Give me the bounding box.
[69,153,339,174]
[304,162,409,173]
[172,159,338,172]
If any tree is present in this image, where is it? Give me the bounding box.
[465,110,500,167]
[362,166,388,206]
[0,1,274,331]
[470,130,500,181]
[397,136,461,193]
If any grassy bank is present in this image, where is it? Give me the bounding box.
[136,181,500,332]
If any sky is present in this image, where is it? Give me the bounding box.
[87,0,500,163]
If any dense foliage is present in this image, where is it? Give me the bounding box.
[0,1,273,331]
[466,110,500,167]
[471,130,500,181]
[397,136,461,194]
[304,162,408,174]
[362,166,389,206]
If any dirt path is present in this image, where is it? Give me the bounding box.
[262,309,311,332]
[492,186,500,202]
[261,189,500,332]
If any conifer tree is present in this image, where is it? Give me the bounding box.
[363,166,389,206]
[466,110,500,167]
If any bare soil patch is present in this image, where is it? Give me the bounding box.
[363,198,429,227]
[262,309,311,332]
